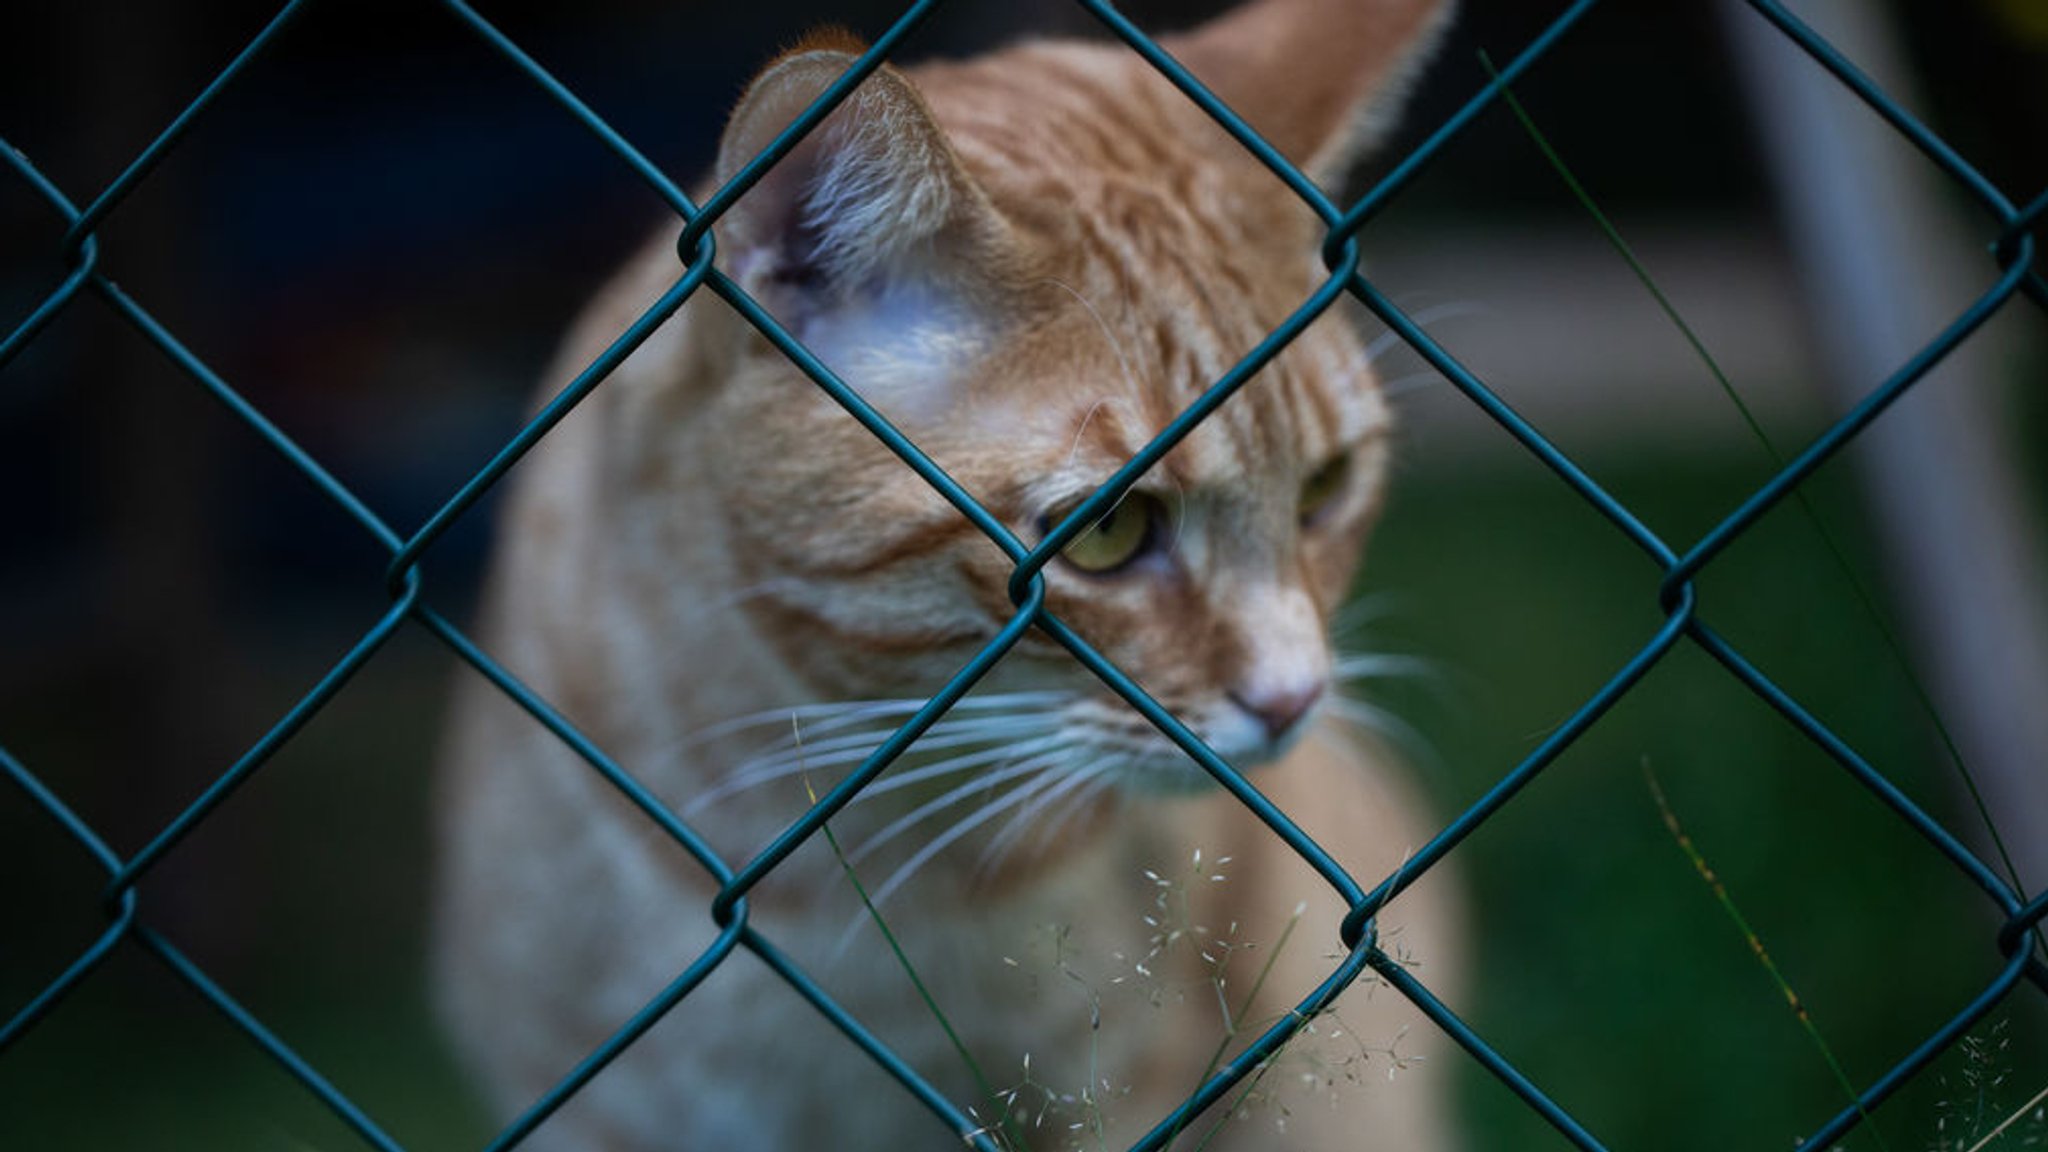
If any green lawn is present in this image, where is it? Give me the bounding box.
[1362,442,2048,1151]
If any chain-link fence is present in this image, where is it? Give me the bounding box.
[3,0,2045,1149]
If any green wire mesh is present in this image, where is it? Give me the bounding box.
[3,1,2045,1149]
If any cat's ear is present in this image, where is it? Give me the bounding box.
[713,33,1004,303]
[1164,0,1454,187]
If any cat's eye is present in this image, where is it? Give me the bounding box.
[1299,453,1351,524]
[1047,493,1165,575]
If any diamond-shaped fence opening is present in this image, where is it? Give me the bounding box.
[3,1,2045,1150]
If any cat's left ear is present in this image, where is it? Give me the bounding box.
[713,33,1009,307]
[1164,0,1455,188]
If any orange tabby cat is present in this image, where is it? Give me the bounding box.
[433,0,1462,1147]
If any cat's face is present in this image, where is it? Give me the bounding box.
[685,6,1444,795]
[949,318,1389,785]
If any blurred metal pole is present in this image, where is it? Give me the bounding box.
[1720,0,2048,896]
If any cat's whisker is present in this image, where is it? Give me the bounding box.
[685,728,934,811]
[1026,764,1120,857]
[1038,272,1192,558]
[686,718,1060,814]
[1330,635,1450,770]
[702,702,1071,788]
[1075,719,1177,756]
[974,753,1112,878]
[851,733,1068,804]
[1326,695,1433,762]
[837,763,1076,951]
[975,741,1101,862]
[1362,300,1490,366]
[1380,369,1448,400]
[755,709,1058,770]
[1063,398,1114,474]
[664,704,924,768]
[1039,277,1146,404]
[1158,472,1190,556]
[1333,651,1437,683]
[1331,594,1398,639]
[1333,299,1483,407]
[846,748,1071,867]
[683,690,1072,750]
[1059,695,1147,726]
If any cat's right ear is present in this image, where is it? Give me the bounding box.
[1165,0,1454,187]
[713,35,1006,311]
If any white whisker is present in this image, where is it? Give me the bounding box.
[851,733,1067,804]
[1028,766,1119,855]
[1040,277,1145,400]
[1380,369,1447,400]
[835,765,1077,952]
[1331,595,1399,638]
[1333,652,1436,683]
[1159,472,1189,556]
[1363,300,1489,365]
[685,709,1070,813]
[683,690,1072,749]
[1064,398,1114,473]
[682,699,922,749]
[975,756,1114,878]
[1326,695,1432,764]
[976,756,1095,869]
[750,710,1057,771]
[847,748,1070,867]
[687,727,975,812]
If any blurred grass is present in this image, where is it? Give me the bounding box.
[1364,442,2048,1150]
[2,446,2043,1150]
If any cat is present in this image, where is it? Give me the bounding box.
[432,0,1462,1148]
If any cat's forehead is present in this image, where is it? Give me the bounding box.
[1000,312,1386,497]
[909,42,1389,485]
[920,42,1311,248]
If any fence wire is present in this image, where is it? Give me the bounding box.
[4,1,2046,1149]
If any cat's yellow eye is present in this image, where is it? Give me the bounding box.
[1053,493,1163,574]
[1299,453,1351,524]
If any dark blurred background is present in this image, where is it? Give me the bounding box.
[3,1,2046,1149]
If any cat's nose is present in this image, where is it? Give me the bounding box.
[1229,682,1325,741]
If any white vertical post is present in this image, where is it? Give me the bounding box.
[1720,0,2048,895]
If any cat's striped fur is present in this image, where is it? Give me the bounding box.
[434,0,1462,1147]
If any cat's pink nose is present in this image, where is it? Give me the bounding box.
[1230,682,1325,741]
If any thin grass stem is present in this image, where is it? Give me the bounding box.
[1646,762,1888,1151]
